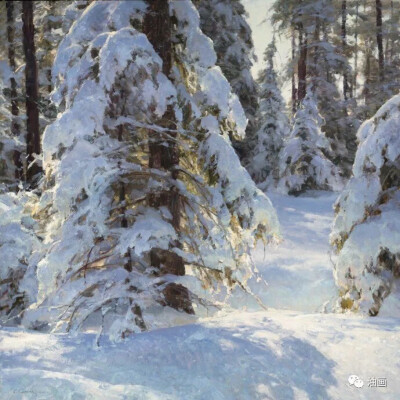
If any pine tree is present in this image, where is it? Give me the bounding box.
[385,1,400,98]
[272,0,357,177]
[0,63,15,192]
[0,1,96,323]
[0,1,78,191]
[194,0,259,141]
[34,1,67,122]
[6,1,20,143]
[1,7,39,312]
[277,90,342,195]
[357,0,400,119]
[0,190,39,323]
[331,93,400,316]
[0,2,24,191]
[21,1,280,338]
[246,38,289,189]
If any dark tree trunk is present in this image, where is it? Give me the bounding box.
[143,0,193,314]
[341,1,350,100]
[388,1,394,66]
[364,48,371,107]
[6,1,23,182]
[22,1,42,185]
[6,2,19,128]
[311,16,320,89]
[352,1,360,99]
[297,26,307,102]
[45,0,56,94]
[376,0,384,82]
[291,29,297,115]
[321,21,332,85]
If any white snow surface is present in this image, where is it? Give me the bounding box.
[2,192,399,399]
[249,191,338,312]
[1,309,399,399]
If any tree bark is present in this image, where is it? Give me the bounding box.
[385,0,394,67]
[291,29,297,115]
[352,1,360,99]
[143,0,193,314]
[389,0,394,66]
[22,1,42,185]
[376,0,384,82]
[46,1,56,94]
[6,1,23,182]
[341,1,350,100]
[311,16,320,90]
[364,47,371,107]
[297,26,307,102]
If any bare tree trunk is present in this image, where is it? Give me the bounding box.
[311,16,320,90]
[297,26,307,102]
[6,1,23,182]
[22,1,42,185]
[364,46,371,107]
[376,0,384,82]
[352,1,359,99]
[143,0,193,314]
[291,29,297,115]
[45,0,56,94]
[388,0,394,66]
[321,21,332,85]
[341,0,350,100]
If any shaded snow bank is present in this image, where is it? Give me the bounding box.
[1,309,399,399]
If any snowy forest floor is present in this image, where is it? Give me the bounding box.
[250,191,338,312]
[1,192,399,399]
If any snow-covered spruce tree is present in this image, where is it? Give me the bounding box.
[0,70,39,322]
[34,1,69,126]
[194,0,258,141]
[35,0,88,99]
[308,1,357,177]
[0,63,17,192]
[0,3,41,323]
[35,1,66,95]
[0,64,23,193]
[0,1,25,191]
[271,0,357,177]
[277,90,342,195]
[356,0,400,120]
[22,1,279,338]
[331,94,400,317]
[0,190,39,323]
[246,38,289,190]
